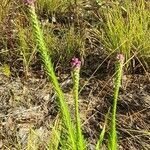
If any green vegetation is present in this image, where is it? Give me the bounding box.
[108,54,124,150]
[0,0,149,149]
[26,1,125,149]
[94,0,150,69]
[27,2,77,149]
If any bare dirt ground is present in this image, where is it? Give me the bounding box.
[0,69,149,149]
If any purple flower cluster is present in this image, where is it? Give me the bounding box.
[71,57,81,69]
[116,54,124,64]
[23,0,35,5]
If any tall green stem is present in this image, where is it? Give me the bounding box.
[109,54,124,150]
[26,3,76,149]
[72,58,85,150]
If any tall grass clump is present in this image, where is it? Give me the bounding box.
[108,54,124,150]
[0,0,12,52]
[95,0,150,69]
[23,0,76,149]
[16,19,36,78]
[0,0,11,25]
[62,27,85,64]
[36,0,74,16]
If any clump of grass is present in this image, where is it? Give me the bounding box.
[108,54,124,150]
[36,0,74,17]
[62,27,85,65]
[16,19,36,78]
[0,0,12,25]
[95,0,150,70]
[24,0,76,149]
[0,0,13,60]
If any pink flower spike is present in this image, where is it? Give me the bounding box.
[23,0,36,6]
[71,57,81,69]
[116,53,124,64]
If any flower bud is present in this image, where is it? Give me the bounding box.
[116,54,124,64]
[23,0,35,6]
[71,57,81,69]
